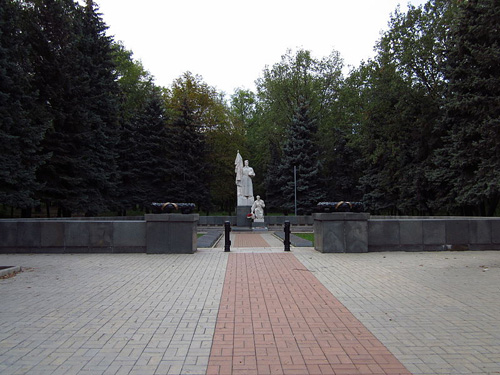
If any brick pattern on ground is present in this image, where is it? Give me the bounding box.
[233,233,270,248]
[207,253,411,375]
[296,251,500,375]
[0,253,227,375]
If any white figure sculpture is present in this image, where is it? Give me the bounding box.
[235,151,255,205]
[251,195,265,220]
[241,160,255,198]
[235,151,243,197]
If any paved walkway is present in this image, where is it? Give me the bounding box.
[0,232,499,374]
[207,253,409,375]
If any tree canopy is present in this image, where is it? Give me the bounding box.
[1,0,499,217]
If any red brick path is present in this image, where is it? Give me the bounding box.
[233,233,271,248]
[207,253,411,375]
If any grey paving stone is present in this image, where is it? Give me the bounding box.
[295,250,500,375]
[0,253,227,375]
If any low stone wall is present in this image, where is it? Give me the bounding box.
[368,218,500,251]
[0,214,198,254]
[314,213,500,252]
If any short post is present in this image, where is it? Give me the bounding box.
[284,221,291,252]
[224,221,231,252]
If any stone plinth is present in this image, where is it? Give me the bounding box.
[313,213,369,253]
[145,214,198,254]
[236,206,252,227]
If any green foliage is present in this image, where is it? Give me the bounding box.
[356,0,459,215]
[116,91,169,212]
[164,72,227,211]
[275,97,325,214]
[0,0,48,210]
[430,0,500,215]
[1,0,498,218]
[29,0,120,216]
[255,48,343,211]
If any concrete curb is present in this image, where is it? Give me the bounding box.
[273,231,313,247]
[197,230,223,248]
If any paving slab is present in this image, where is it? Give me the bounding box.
[0,253,227,375]
[295,250,500,375]
[1,248,499,375]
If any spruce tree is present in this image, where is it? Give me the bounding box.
[116,91,169,212]
[164,96,210,209]
[432,0,500,215]
[29,0,119,216]
[276,97,324,214]
[0,0,48,214]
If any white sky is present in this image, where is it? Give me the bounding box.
[93,0,428,96]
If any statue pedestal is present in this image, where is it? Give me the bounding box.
[238,196,254,206]
[236,206,252,227]
[252,218,267,230]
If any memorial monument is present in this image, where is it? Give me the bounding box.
[235,151,258,227]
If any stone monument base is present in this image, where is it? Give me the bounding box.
[236,206,252,227]
[252,218,267,231]
[145,214,198,254]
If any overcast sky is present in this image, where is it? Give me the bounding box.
[94,0,428,95]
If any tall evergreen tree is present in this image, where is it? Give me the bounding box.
[116,91,169,212]
[0,0,48,215]
[29,0,119,216]
[431,0,500,215]
[276,97,324,214]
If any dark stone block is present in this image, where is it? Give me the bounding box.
[90,222,113,247]
[113,246,146,253]
[41,222,65,247]
[345,220,368,253]
[445,220,469,244]
[17,221,41,248]
[65,222,90,247]
[113,221,146,247]
[64,246,89,253]
[236,206,252,227]
[314,213,369,253]
[145,214,198,254]
[423,221,445,245]
[368,221,399,246]
[492,221,500,244]
[322,222,344,253]
[0,222,17,247]
[469,220,491,244]
[400,221,423,245]
[89,247,113,253]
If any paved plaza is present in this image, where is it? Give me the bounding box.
[0,232,499,374]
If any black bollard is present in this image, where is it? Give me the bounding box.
[224,221,231,252]
[284,221,291,252]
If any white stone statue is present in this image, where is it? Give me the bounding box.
[251,195,265,220]
[235,151,255,206]
[235,151,243,197]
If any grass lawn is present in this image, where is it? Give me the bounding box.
[293,232,314,244]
